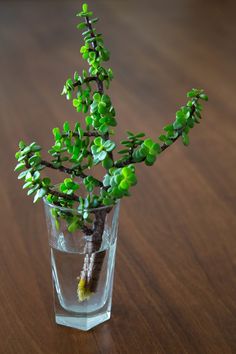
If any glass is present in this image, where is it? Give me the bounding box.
[44,199,120,331]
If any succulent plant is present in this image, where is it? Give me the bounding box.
[15,3,208,301]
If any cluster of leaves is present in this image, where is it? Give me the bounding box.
[159,88,208,147]
[86,92,117,134]
[50,121,92,169]
[91,136,115,167]
[103,165,137,200]
[61,3,113,101]
[77,3,110,71]
[15,141,50,203]
[15,3,208,234]
[132,138,161,166]
[60,178,79,195]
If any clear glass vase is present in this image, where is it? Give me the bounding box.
[44,199,120,331]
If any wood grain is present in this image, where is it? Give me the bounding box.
[0,0,236,353]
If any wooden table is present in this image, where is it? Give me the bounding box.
[0,0,236,353]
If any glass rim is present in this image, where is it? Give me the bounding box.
[43,196,120,214]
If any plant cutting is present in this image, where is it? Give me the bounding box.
[15,3,208,331]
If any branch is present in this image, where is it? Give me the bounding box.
[81,17,114,165]
[85,16,98,52]
[83,131,100,137]
[40,160,103,187]
[115,107,196,168]
[73,76,96,88]
[73,76,107,93]
[41,160,86,178]
[84,16,104,94]
[47,188,80,202]
[114,130,186,168]
[62,131,100,138]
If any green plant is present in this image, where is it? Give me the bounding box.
[15,3,208,301]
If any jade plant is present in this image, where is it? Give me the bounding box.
[15,3,208,302]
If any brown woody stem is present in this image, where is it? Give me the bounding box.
[47,188,79,201]
[77,208,109,301]
[77,17,115,300]
[73,76,107,93]
[115,106,196,168]
[40,160,103,187]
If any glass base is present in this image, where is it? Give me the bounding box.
[45,199,120,332]
[55,310,111,331]
[53,279,113,331]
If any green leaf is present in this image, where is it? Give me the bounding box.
[176,110,186,125]
[31,144,41,152]
[14,162,25,171]
[83,211,89,219]
[173,121,183,130]
[15,151,21,159]
[77,22,87,30]
[66,92,72,100]
[90,18,99,24]
[165,139,173,146]
[103,140,115,151]
[73,99,80,107]
[52,127,61,140]
[19,140,26,149]
[76,103,83,112]
[18,170,28,180]
[33,171,40,181]
[29,155,41,166]
[94,137,103,146]
[135,132,145,138]
[151,143,161,155]
[103,175,111,187]
[42,178,51,187]
[68,220,78,233]
[25,171,33,182]
[200,94,208,101]
[83,2,88,11]
[118,149,130,154]
[63,121,70,133]
[22,146,31,154]
[55,219,60,231]
[91,145,99,155]
[27,185,39,196]
[187,89,198,98]
[98,102,107,114]
[66,78,73,89]
[119,180,129,190]
[97,150,107,161]
[158,135,167,142]
[99,124,108,134]
[121,167,130,177]
[33,188,47,203]
[74,72,79,81]
[163,124,173,132]
[85,116,93,126]
[23,181,33,189]
[101,94,111,105]
[182,132,190,146]
[102,157,113,169]
[143,138,154,149]
[145,155,156,166]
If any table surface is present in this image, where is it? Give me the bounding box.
[0,0,236,353]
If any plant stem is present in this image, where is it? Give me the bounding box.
[40,160,103,187]
[47,188,80,201]
[62,131,105,139]
[73,76,107,93]
[115,107,196,168]
[77,208,108,301]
